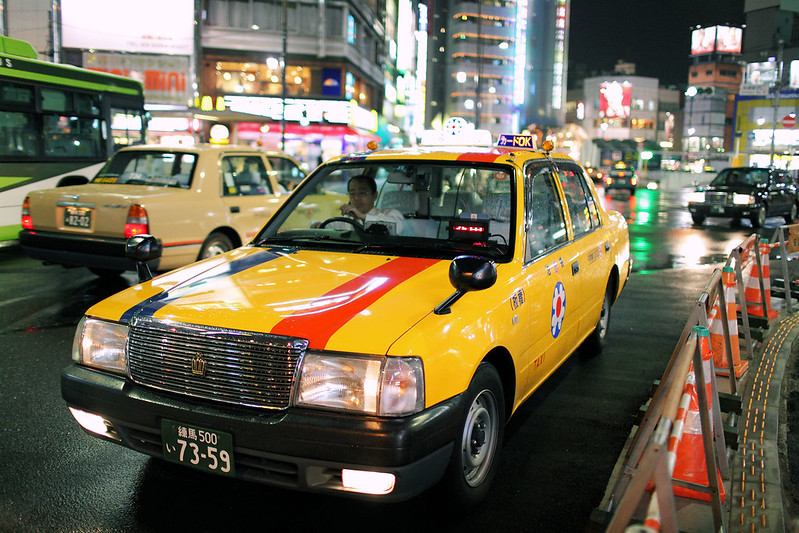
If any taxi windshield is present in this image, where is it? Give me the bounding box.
[254,161,515,260]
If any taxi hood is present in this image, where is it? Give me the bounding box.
[97,247,454,354]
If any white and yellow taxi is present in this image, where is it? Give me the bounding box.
[62,122,631,503]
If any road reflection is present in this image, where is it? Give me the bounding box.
[598,185,777,273]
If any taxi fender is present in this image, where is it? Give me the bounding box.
[387,280,517,409]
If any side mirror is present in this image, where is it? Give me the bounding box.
[125,234,161,283]
[434,255,497,315]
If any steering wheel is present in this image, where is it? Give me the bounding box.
[318,216,366,236]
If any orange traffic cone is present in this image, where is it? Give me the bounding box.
[713,266,748,378]
[670,327,726,503]
[744,239,778,320]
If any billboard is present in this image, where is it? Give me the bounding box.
[599,81,631,119]
[61,0,194,55]
[690,26,742,55]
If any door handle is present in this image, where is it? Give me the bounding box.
[230,206,240,213]
[572,260,580,275]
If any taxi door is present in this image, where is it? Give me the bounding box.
[220,154,286,242]
[517,162,580,394]
[554,162,612,340]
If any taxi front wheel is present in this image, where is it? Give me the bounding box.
[440,363,505,506]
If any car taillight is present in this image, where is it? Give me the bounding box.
[21,196,33,229]
[124,204,149,238]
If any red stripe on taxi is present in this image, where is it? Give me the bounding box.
[456,152,500,163]
[162,240,205,248]
[270,256,439,349]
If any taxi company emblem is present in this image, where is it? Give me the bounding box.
[551,282,566,338]
[191,354,207,376]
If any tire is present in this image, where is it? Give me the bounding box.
[691,214,705,226]
[440,363,505,506]
[750,205,766,228]
[581,282,612,356]
[199,232,235,259]
[785,202,798,224]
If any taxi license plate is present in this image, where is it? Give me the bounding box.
[161,419,235,476]
[63,206,92,228]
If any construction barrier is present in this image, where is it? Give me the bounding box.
[595,227,799,532]
[670,329,726,503]
[709,266,748,379]
[744,239,779,320]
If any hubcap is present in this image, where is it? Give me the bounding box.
[461,389,498,486]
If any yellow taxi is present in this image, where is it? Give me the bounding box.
[19,144,305,276]
[62,121,631,504]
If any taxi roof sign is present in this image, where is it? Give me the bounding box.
[496,134,537,150]
[419,118,494,147]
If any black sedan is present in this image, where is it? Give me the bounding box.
[688,166,798,227]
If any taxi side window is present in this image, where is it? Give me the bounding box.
[223,156,273,196]
[558,167,599,237]
[524,165,568,262]
[268,156,305,190]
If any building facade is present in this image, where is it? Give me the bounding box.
[2,0,426,167]
[574,73,678,170]
[425,0,567,138]
[734,2,799,170]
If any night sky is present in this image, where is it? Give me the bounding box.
[567,0,746,87]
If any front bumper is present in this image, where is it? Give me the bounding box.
[688,202,755,220]
[19,229,160,272]
[61,364,461,501]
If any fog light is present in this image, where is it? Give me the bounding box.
[341,469,396,495]
[68,408,120,441]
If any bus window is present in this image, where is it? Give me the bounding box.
[41,89,72,113]
[43,115,102,158]
[0,111,38,157]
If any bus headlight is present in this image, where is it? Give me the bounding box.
[296,353,424,416]
[72,317,128,375]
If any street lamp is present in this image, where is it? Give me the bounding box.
[685,86,697,155]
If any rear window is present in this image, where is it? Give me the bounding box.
[93,151,198,188]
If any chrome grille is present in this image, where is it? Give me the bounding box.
[705,192,730,205]
[127,316,308,409]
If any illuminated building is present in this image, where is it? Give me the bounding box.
[425,0,567,137]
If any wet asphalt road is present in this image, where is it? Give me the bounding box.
[0,187,788,532]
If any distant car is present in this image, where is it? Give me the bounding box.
[61,124,631,504]
[603,167,637,195]
[688,166,798,228]
[19,144,306,276]
[585,166,604,184]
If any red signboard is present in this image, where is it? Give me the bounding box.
[599,81,632,119]
[783,115,796,128]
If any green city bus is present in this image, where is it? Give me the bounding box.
[0,36,147,242]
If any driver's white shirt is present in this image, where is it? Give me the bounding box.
[327,208,405,234]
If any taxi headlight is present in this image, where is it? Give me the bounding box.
[296,353,424,416]
[72,317,128,375]
[733,193,754,205]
